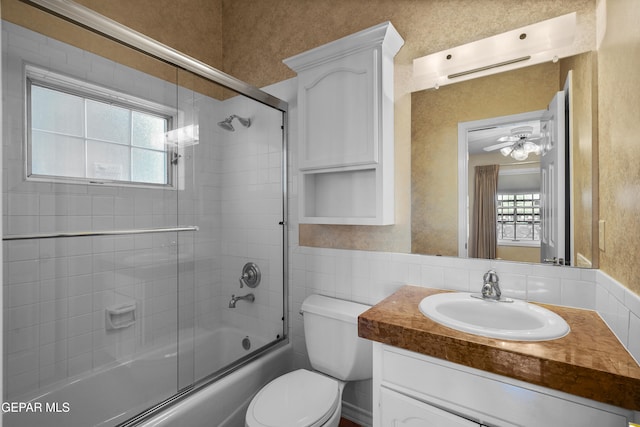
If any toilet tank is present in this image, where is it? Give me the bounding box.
[300,294,372,381]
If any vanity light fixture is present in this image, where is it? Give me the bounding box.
[413,12,583,92]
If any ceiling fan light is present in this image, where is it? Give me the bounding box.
[510,125,534,139]
[511,147,529,161]
[500,146,512,156]
[523,141,541,154]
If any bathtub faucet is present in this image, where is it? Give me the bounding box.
[229,293,255,308]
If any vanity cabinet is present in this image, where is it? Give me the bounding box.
[381,387,484,426]
[373,343,632,427]
[284,22,403,225]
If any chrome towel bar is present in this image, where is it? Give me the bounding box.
[3,226,199,241]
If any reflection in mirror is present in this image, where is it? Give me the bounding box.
[464,116,543,263]
[411,52,596,268]
[461,109,558,265]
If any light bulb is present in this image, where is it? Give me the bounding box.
[511,147,528,161]
[523,141,541,154]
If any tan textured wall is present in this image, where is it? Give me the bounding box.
[1,0,223,97]
[497,246,540,263]
[411,62,560,255]
[560,52,597,267]
[221,0,595,88]
[220,0,595,253]
[597,0,640,295]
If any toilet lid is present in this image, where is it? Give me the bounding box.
[247,369,339,427]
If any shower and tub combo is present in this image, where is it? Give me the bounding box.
[2,1,289,426]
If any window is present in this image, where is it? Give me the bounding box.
[496,193,540,245]
[27,66,174,187]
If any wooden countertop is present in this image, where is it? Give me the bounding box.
[358,285,640,411]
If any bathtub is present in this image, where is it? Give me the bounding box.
[3,326,290,427]
[138,342,291,427]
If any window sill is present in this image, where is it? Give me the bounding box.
[498,240,540,248]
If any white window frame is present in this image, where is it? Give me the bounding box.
[496,192,541,248]
[25,64,178,189]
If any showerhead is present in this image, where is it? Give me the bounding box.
[217,118,235,131]
[217,115,251,132]
[234,115,251,128]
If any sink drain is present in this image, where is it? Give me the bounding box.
[242,336,251,350]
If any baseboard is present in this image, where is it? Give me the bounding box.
[342,401,372,427]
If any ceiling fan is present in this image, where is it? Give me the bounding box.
[483,125,542,160]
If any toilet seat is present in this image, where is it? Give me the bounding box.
[246,369,340,427]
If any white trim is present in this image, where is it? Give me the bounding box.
[25,65,178,189]
[26,64,175,117]
[342,400,373,427]
[498,239,540,248]
[499,167,539,176]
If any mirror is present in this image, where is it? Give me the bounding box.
[411,52,596,267]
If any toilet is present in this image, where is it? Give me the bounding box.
[245,294,372,427]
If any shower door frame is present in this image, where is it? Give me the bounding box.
[6,0,290,425]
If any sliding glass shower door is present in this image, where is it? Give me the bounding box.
[2,5,286,425]
[175,68,286,389]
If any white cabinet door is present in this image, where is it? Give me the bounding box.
[381,387,480,427]
[298,48,377,170]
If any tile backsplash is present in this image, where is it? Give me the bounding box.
[289,245,638,358]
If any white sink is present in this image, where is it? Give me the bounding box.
[419,292,570,341]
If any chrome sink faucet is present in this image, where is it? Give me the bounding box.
[229,293,255,308]
[481,270,501,300]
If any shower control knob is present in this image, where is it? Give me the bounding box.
[238,262,261,288]
[239,273,248,288]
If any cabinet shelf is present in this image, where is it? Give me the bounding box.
[301,168,381,225]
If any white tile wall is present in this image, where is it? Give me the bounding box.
[214,93,286,348]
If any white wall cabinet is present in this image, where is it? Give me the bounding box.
[373,343,633,427]
[284,22,403,225]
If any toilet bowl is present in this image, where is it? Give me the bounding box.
[245,369,344,427]
[245,294,372,427]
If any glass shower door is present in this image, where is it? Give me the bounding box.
[175,68,286,387]
[2,18,185,426]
